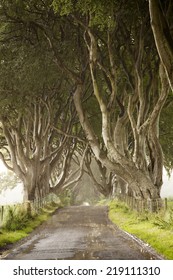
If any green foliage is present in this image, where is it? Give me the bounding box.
[97,197,112,206]
[153,206,173,230]
[109,199,173,259]
[0,0,173,207]
[3,206,29,231]
[0,202,59,248]
[109,200,130,214]
[0,171,20,193]
[0,43,57,102]
[52,0,116,29]
[0,231,27,248]
[59,189,73,206]
[52,0,73,15]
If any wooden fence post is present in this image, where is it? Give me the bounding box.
[164,198,168,211]
[1,206,4,223]
[24,201,31,215]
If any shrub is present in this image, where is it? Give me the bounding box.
[153,208,173,230]
[58,189,73,206]
[3,206,30,231]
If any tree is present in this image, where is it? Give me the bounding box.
[0,39,78,201]
[84,149,114,197]
[52,0,169,208]
[0,0,171,209]
[160,98,173,174]
[149,0,173,91]
[0,170,20,193]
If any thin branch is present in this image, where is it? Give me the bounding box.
[0,151,13,171]
[51,125,87,144]
[61,144,89,190]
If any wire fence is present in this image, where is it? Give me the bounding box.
[118,194,167,212]
[0,193,169,228]
[0,193,57,228]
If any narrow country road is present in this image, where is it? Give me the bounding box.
[1,206,163,260]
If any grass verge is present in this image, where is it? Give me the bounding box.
[108,199,173,260]
[0,202,60,250]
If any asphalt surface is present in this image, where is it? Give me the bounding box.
[1,206,163,260]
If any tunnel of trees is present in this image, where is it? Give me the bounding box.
[0,0,173,211]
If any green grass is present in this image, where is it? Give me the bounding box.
[108,199,173,260]
[0,203,60,249]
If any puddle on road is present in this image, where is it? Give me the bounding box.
[65,226,108,260]
[71,235,126,260]
[64,224,163,260]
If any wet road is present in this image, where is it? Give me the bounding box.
[2,206,163,260]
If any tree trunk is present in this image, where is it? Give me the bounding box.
[73,84,161,206]
[22,163,50,202]
[149,0,173,91]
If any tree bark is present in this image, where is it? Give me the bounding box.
[0,92,76,202]
[149,0,173,91]
[73,84,160,201]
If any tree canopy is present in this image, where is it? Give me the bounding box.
[0,0,173,209]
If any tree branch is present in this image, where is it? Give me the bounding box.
[0,151,13,171]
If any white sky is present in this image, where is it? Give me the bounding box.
[161,168,173,198]
[0,159,8,173]
[0,159,24,205]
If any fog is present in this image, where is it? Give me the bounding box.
[0,183,24,205]
[161,168,173,198]
[0,160,173,205]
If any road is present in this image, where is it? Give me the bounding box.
[1,206,163,260]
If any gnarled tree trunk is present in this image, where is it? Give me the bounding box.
[149,0,173,91]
